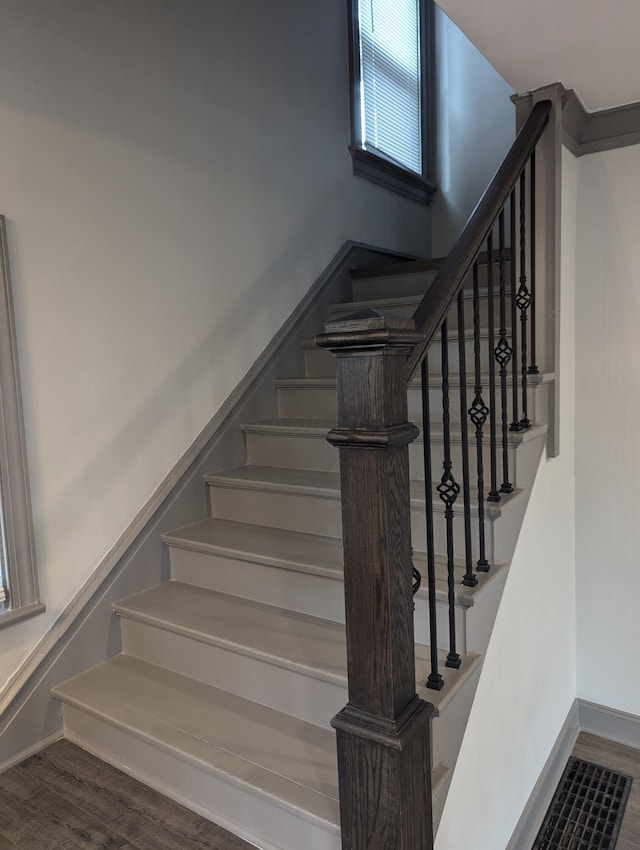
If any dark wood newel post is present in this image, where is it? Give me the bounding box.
[316,310,434,850]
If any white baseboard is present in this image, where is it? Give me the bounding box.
[505,701,579,850]
[0,731,61,774]
[506,697,640,850]
[577,698,640,749]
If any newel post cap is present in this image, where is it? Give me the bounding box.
[315,308,425,352]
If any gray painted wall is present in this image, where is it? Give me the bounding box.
[432,5,515,255]
[0,0,430,689]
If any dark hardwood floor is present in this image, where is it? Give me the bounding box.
[2,732,639,849]
[572,732,640,849]
[0,739,254,850]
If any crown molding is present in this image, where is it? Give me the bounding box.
[513,82,640,156]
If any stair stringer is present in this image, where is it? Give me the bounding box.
[434,432,576,850]
[428,430,547,810]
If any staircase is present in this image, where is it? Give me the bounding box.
[53,253,549,850]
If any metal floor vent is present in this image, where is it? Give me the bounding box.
[533,757,632,849]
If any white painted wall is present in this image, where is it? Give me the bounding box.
[435,147,577,850]
[575,144,640,714]
[0,0,430,688]
[432,6,515,255]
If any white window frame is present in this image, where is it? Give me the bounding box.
[0,215,44,628]
[348,0,436,204]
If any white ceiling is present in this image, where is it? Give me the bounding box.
[436,0,640,112]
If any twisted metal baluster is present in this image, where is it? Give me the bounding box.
[528,149,539,375]
[457,290,477,588]
[509,188,522,433]
[437,318,461,669]
[487,232,500,503]
[497,210,514,494]
[517,169,532,428]
[469,263,490,572]
[421,355,444,690]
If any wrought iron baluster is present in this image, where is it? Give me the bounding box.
[469,263,490,573]
[421,356,444,690]
[497,210,514,494]
[487,232,500,503]
[528,150,539,375]
[457,290,477,588]
[517,169,532,428]
[509,188,522,433]
[437,319,461,669]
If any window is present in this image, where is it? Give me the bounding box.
[348,0,436,203]
[0,215,44,627]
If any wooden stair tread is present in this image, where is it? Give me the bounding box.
[113,582,481,710]
[55,655,341,829]
[164,518,344,579]
[163,517,504,609]
[328,290,512,318]
[242,418,337,435]
[115,582,349,687]
[277,370,552,388]
[350,256,444,279]
[242,416,548,446]
[205,464,519,517]
[349,248,512,280]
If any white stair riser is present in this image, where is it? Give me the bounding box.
[62,706,341,850]
[422,335,508,376]
[120,619,346,730]
[244,430,338,472]
[414,594,467,653]
[120,617,468,771]
[276,380,548,426]
[303,345,336,378]
[351,269,439,301]
[168,544,468,653]
[350,261,511,301]
[305,343,509,379]
[245,429,525,488]
[307,336,524,381]
[170,546,346,622]
[207,481,500,562]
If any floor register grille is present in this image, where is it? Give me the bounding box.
[533,757,632,850]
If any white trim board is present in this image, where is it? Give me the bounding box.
[505,701,580,850]
[514,82,640,157]
[562,91,640,156]
[0,731,61,775]
[578,699,640,750]
[507,697,640,849]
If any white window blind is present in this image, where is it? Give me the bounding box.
[358,0,422,174]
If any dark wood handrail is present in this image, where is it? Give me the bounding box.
[407,98,551,379]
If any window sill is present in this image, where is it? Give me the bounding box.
[350,147,436,205]
[0,601,46,630]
